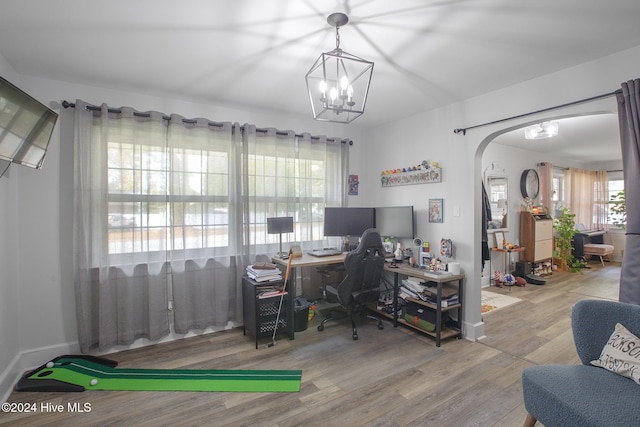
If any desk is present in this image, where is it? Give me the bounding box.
[573,230,605,259]
[383,264,464,346]
[272,253,345,340]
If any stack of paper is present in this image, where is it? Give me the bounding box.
[246,263,282,282]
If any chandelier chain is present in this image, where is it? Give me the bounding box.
[335,26,341,49]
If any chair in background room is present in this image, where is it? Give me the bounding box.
[521,299,640,427]
[317,228,385,340]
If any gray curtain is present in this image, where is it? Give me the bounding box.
[73,101,171,352]
[616,79,640,305]
[72,100,349,352]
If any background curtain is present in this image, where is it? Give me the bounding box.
[617,79,640,305]
[538,162,553,213]
[165,116,242,334]
[73,102,349,351]
[73,101,171,352]
[593,169,609,230]
[563,168,608,229]
[238,126,348,292]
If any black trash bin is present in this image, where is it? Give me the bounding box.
[293,297,311,332]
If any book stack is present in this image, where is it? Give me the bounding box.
[256,285,287,299]
[425,294,459,307]
[424,282,459,307]
[246,262,282,283]
[399,277,428,301]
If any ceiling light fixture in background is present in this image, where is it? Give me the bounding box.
[305,12,374,124]
[524,121,559,139]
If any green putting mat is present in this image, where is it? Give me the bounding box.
[16,355,301,393]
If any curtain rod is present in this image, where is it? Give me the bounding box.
[61,100,353,145]
[453,89,622,136]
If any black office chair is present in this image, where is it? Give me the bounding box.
[317,229,385,340]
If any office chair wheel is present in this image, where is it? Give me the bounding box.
[317,324,324,332]
[377,322,384,330]
[352,332,358,340]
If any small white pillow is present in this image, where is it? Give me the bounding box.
[591,322,640,385]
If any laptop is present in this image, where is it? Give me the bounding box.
[307,248,342,257]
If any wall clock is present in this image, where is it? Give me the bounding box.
[520,169,539,199]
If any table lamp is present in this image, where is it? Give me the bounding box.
[267,217,294,259]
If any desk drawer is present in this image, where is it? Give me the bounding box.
[535,220,553,238]
[534,238,553,261]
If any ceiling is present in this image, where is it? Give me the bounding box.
[0,0,637,161]
[492,114,622,166]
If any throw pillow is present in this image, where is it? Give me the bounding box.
[591,322,640,385]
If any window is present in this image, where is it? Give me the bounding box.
[247,153,326,245]
[607,177,625,226]
[103,125,341,258]
[551,171,563,216]
[107,142,232,255]
[102,118,235,259]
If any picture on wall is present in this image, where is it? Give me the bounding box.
[348,174,359,195]
[429,198,443,223]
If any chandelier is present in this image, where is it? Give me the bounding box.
[305,13,374,124]
[524,121,559,139]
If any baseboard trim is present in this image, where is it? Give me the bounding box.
[2,322,243,402]
[1,341,79,403]
[463,320,486,342]
[0,353,22,404]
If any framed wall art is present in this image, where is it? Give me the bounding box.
[428,198,443,223]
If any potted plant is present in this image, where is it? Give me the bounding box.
[553,207,586,272]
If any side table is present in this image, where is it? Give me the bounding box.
[491,246,526,288]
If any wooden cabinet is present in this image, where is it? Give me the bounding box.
[520,211,553,263]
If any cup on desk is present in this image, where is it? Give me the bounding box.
[448,262,460,275]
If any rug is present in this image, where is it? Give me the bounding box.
[481,290,522,314]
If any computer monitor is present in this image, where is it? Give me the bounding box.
[267,217,294,258]
[267,217,294,234]
[375,206,415,238]
[323,207,375,237]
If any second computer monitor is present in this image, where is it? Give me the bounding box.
[374,206,415,238]
[323,207,376,237]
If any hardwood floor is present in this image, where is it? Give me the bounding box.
[1,262,621,427]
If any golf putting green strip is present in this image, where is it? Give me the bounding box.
[22,356,301,393]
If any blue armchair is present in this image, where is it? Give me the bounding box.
[522,299,640,427]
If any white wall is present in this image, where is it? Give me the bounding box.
[355,45,640,341]
[2,40,639,399]
[0,53,22,401]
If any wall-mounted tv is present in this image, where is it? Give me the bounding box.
[375,206,415,238]
[323,207,375,237]
[0,76,58,177]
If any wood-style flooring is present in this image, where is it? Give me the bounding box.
[1,261,621,426]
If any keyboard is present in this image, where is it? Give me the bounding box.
[307,248,342,257]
